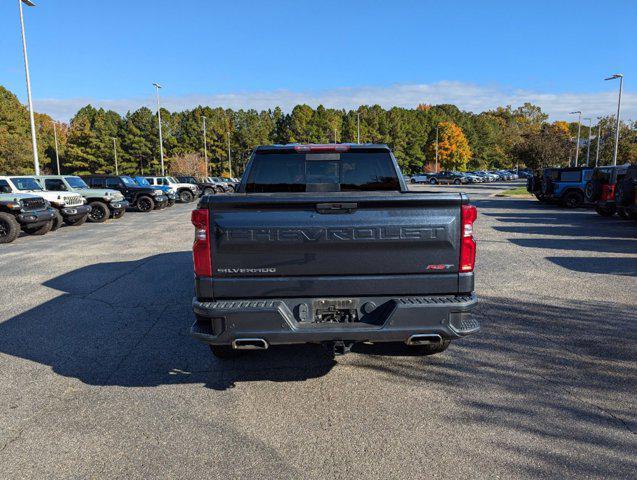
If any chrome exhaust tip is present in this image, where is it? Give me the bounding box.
[232,338,269,350]
[405,334,443,346]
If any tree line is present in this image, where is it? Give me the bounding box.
[1,85,635,177]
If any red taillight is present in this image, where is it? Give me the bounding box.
[459,204,477,272]
[294,144,351,152]
[601,184,615,201]
[191,208,212,277]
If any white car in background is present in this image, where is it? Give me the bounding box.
[410,174,433,184]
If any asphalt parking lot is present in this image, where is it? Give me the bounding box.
[1,182,636,479]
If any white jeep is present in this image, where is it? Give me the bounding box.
[0,176,91,229]
[144,176,199,203]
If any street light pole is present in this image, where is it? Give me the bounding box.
[202,116,208,176]
[18,0,40,175]
[569,111,582,167]
[112,137,118,175]
[153,83,165,175]
[357,112,361,144]
[595,117,602,167]
[584,117,592,166]
[605,74,623,166]
[52,121,60,174]
[434,124,439,172]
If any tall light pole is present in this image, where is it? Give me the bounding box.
[334,127,337,144]
[583,117,592,166]
[52,121,61,174]
[434,124,439,172]
[227,131,232,177]
[357,112,361,144]
[202,115,208,176]
[112,137,118,175]
[18,0,40,175]
[605,73,623,166]
[569,111,582,166]
[595,117,602,167]
[153,83,165,175]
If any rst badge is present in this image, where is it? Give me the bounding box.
[426,264,454,271]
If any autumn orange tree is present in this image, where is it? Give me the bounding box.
[427,121,472,171]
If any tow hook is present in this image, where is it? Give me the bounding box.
[327,340,355,355]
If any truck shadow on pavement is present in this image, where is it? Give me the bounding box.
[0,252,336,391]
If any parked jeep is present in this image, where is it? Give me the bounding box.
[133,177,177,207]
[175,176,223,195]
[527,167,593,207]
[585,165,630,217]
[82,175,168,212]
[35,175,129,223]
[0,192,56,243]
[144,176,199,203]
[0,176,91,228]
[204,177,234,193]
[613,165,637,220]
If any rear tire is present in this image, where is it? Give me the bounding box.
[0,212,20,244]
[562,191,584,208]
[136,195,155,212]
[410,339,451,356]
[88,201,109,223]
[209,344,241,359]
[22,220,52,236]
[64,214,88,226]
[429,178,437,185]
[453,179,461,185]
[203,187,215,196]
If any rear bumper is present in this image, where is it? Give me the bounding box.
[192,294,479,346]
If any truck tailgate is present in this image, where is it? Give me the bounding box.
[203,192,468,299]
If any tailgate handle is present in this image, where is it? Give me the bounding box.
[316,202,358,214]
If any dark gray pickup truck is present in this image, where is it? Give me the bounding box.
[191,144,479,357]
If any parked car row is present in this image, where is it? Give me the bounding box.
[526,164,637,219]
[0,173,238,244]
[409,169,527,185]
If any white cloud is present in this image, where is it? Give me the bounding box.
[33,81,636,123]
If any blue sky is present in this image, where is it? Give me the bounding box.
[1,0,635,121]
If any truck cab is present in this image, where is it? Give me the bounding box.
[0,176,91,229]
[35,175,129,223]
[0,191,56,243]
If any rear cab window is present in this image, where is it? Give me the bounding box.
[245,149,400,193]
